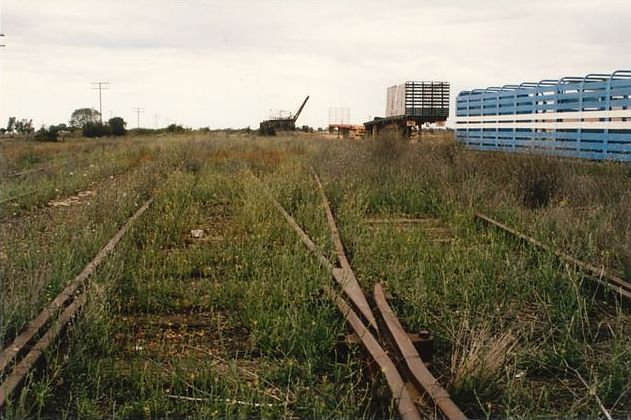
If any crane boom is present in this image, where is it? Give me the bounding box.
[292,96,310,122]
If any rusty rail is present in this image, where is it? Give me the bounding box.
[312,170,378,331]
[0,198,153,407]
[253,169,464,418]
[374,283,466,420]
[0,192,31,206]
[312,170,465,419]
[3,157,92,180]
[4,166,46,179]
[325,286,421,420]
[268,195,421,417]
[475,212,631,301]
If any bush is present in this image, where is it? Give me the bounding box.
[128,128,157,136]
[83,122,112,138]
[108,117,127,136]
[369,130,408,165]
[166,123,185,134]
[34,126,58,142]
[515,157,561,209]
[34,124,67,142]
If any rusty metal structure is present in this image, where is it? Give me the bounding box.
[259,96,310,136]
[328,124,366,139]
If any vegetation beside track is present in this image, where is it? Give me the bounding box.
[2,132,630,417]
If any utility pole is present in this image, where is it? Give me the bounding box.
[154,113,159,129]
[91,82,109,123]
[1,1,6,47]
[133,107,145,128]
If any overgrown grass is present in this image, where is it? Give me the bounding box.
[2,131,630,418]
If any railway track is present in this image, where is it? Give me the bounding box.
[0,198,153,407]
[256,169,466,419]
[2,157,92,181]
[475,213,631,302]
[4,166,47,179]
[267,180,628,418]
[0,157,143,209]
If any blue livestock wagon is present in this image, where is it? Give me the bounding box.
[455,70,631,162]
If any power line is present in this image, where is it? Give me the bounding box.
[133,107,145,129]
[91,82,109,123]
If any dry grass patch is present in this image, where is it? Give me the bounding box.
[449,319,519,402]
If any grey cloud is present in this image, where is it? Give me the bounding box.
[1,0,629,129]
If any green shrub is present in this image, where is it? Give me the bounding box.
[166,123,185,133]
[34,124,67,142]
[108,117,127,136]
[515,156,561,209]
[83,122,112,138]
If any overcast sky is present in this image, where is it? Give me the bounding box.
[0,0,629,130]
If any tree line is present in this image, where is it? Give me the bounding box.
[1,108,203,142]
[0,108,127,141]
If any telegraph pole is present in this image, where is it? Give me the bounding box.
[154,113,159,129]
[133,107,145,128]
[91,82,109,123]
[1,1,6,47]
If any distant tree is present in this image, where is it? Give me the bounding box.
[83,121,111,138]
[5,117,34,135]
[34,124,66,142]
[108,117,127,136]
[15,119,34,135]
[70,108,101,129]
[166,123,185,133]
[6,117,16,133]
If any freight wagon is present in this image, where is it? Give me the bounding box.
[455,70,631,162]
[365,81,450,137]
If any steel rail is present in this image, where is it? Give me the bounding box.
[0,294,87,406]
[313,171,465,418]
[0,198,153,406]
[251,171,378,330]
[0,192,30,206]
[325,286,421,420]
[252,173,421,417]
[475,213,631,301]
[312,170,378,330]
[269,199,332,270]
[0,158,133,209]
[3,157,92,180]
[374,283,467,420]
[4,166,45,179]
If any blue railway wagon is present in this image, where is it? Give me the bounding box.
[455,70,631,162]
